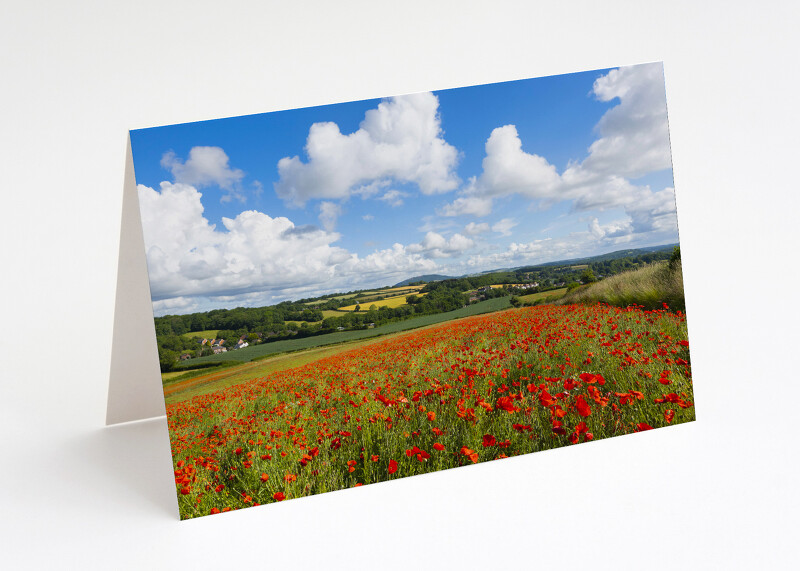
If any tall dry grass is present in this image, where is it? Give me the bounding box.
[557,261,685,311]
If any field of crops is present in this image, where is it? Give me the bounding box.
[304,285,425,305]
[181,330,220,339]
[339,292,427,312]
[183,297,512,365]
[167,302,693,518]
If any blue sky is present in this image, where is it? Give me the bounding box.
[131,62,678,316]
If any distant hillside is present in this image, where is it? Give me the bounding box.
[394,274,454,287]
[514,244,678,272]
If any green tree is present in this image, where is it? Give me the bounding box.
[158,348,178,372]
[669,246,682,271]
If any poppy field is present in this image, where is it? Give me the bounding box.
[168,302,693,519]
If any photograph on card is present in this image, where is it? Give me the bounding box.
[130,62,694,519]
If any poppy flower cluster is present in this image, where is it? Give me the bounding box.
[164,302,694,519]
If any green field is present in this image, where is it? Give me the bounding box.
[181,296,512,366]
[518,288,568,304]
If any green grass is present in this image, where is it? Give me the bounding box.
[558,261,685,310]
[183,296,512,365]
[518,288,568,304]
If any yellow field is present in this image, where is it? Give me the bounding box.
[181,330,218,339]
[360,285,425,295]
[320,309,349,318]
[304,285,424,305]
[338,292,427,312]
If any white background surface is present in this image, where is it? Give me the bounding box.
[1,1,798,569]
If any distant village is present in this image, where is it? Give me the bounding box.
[179,335,252,361]
[467,282,545,303]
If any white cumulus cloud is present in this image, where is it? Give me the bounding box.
[492,218,518,237]
[161,146,246,202]
[464,222,490,235]
[275,92,460,206]
[580,62,672,179]
[378,190,409,207]
[438,196,493,217]
[407,231,475,258]
[440,62,676,244]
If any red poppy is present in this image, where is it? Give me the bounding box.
[664,409,675,423]
[635,423,654,432]
[388,459,398,474]
[460,446,477,460]
[273,492,286,502]
[575,395,591,417]
[260,473,269,482]
[482,434,497,447]
[433,443,445,451]
[496,396,517,412]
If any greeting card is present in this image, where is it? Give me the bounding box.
[110,62,694,519]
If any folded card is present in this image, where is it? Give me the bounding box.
[111,62,694,519]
